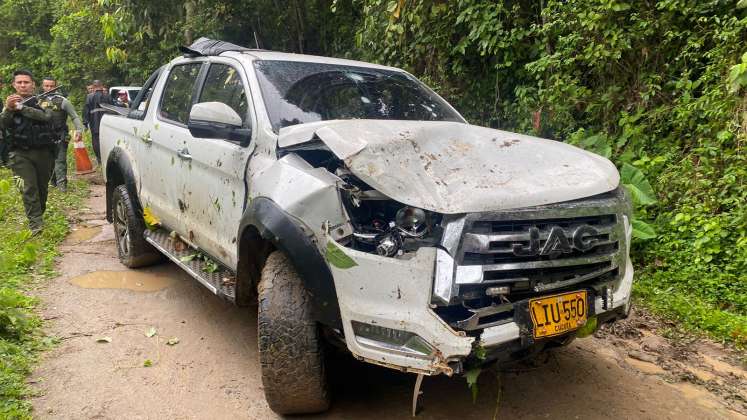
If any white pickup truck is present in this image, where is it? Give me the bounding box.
[100,38,634,415]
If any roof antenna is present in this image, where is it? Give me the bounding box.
[253,30,260,49]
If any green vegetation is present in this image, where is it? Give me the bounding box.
[348,1,747,346]
[0,8,745,416]
[0,1,357,106]
[0,168,88,418]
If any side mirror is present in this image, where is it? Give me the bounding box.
[187,102,251,145]
[190,102,242,127]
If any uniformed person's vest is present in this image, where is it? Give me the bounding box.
[41,95,69,139]
[5,98,56,150]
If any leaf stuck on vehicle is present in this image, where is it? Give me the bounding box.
[142,207,160,230]
[325,241,357,269]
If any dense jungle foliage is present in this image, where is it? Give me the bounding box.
[347,0,747,344]
[0,0,745,361]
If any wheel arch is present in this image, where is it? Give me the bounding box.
[105,148,139,222]
[237,197,342,329]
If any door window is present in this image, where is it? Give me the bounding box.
[159,63,202,125]
[198,63,250,128]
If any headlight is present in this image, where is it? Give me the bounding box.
[342,191,442,257]
[396,206,428,237]
[375,232,402,257]
[369,206,430,256]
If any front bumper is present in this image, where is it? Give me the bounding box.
[326,238,633,376]
[327,242,473,375]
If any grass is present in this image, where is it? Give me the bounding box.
[633,270,747,350]
[0,164,89,419]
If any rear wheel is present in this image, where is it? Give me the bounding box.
[257,251,330,415]
[111,184,162,268]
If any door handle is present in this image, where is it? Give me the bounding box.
[177,148,192,161]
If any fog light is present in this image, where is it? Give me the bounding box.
[352,321,434,358]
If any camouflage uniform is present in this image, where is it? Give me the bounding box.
[40,94,84,191]
[0,98,55,232]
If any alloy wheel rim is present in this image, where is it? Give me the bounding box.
[114,200,130,256]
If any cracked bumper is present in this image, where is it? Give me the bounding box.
[326,239,633,375]
[327,241,473,375]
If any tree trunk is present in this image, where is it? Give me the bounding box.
[184,0,196,45]
[293,0,306,53]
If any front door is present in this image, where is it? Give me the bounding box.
[139,61,205,232]
[176,59,255,269]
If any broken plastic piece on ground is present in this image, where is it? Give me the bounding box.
[411,373,424,417]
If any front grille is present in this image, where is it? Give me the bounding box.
[464,214,617,264]
[433,189,628,331]
[459,213,620,292]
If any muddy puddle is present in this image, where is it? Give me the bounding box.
[67,226,103,243]
[70,270,174,292]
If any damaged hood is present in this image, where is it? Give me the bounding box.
[278,120,620,214]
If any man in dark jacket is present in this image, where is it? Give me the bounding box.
[83,80,111,164]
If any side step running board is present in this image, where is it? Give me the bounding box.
[144,229,236,302]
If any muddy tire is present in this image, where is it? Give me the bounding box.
[258,251,330,415]
[111,184,162,268]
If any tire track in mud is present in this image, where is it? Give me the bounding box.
[29,184,746,419]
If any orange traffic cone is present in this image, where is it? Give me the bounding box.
[74,139,95,175]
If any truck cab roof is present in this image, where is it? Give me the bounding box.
[177,36,401,73]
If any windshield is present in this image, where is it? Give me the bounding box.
[254,60,464,132]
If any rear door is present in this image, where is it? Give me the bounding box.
[176,58,255,269]
[138,60,205,232]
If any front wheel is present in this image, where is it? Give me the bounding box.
[257,251,330,415]
[111,184,162,268]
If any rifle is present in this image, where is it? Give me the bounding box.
[20,85,65,106]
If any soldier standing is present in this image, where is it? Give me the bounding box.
[0,70,55,234]
[40,77,84,192]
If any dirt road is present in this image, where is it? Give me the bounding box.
[30,184,747,419]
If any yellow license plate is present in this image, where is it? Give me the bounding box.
[529,290,588,339]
